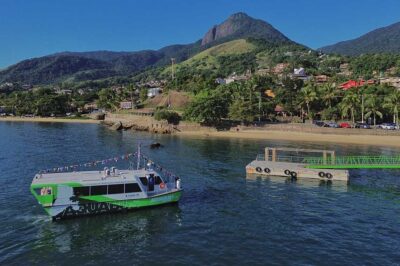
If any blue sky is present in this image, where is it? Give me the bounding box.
[1,0,399,68]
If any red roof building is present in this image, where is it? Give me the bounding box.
[339,79,375,90]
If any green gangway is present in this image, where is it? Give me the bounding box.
[303,155,400,169]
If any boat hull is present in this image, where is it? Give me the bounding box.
[44,190,183,220]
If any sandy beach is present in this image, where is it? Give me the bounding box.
[0,116,100,124]
[2,115,400,148]
[176,129,400,148]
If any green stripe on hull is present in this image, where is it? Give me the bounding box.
[112,191,182,208]
[46,190,183,219]
[30,182,83,206]
[78,191,183,207]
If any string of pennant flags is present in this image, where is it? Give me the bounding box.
[141,154,179,180]
[39,152,136,173]
[38,152,179,180]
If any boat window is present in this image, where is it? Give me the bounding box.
[125,183,142,193]
[139,177,148,186]
[91,185,107,195]
[73,187,90,197]
[34,187,53,196]
[108,184,124,194]
[155,176,163,185]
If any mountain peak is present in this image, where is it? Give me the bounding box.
[228,12,250,20]
[201,12,291,46]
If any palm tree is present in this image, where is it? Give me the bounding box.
[339,91,359,124]
[364,95,382,126]
[320,82,337,109]
[383,89,400,125]
[299,84,318,120]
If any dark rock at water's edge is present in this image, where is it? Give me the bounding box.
[110,121,123,131]
[100,120,114,126]
[150,142,164,149]
[90,113,105,120]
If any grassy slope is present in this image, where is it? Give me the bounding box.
[163,39,256,74]
[144,90,192,111]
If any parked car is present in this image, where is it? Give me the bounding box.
[355,122,371,129]
[339,122,351,128]
[378,123,397,130]
[314,120,326,127]
[326,121,339,128]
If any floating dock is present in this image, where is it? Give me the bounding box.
[246,147,400,182]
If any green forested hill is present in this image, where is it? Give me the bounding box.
[320,22,400,56]
[0,12,298,86]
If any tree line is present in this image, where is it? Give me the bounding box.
[183,76,400,126]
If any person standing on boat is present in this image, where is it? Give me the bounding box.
[175,176,181,189]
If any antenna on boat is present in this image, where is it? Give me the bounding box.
[136,144,141,170]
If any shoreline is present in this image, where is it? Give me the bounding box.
[103,113,400,148]
[176,129,400,148]
[0,117,100,124]
[2,115,400,148]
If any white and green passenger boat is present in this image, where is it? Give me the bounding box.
[30,151,182,220]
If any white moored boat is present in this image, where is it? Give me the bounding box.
[30,148,182,220]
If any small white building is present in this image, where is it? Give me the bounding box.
[120,101,133,109]
[147,88,161,98]
[294,68,306,76]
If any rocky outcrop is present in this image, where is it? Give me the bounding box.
[101,116,174,134]
[93,113,105,120]
[88,112,105,120]
[110,121,123,131]
[201,12,290,46]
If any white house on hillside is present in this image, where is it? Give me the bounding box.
[147,88,161,98]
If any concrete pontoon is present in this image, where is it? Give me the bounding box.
[246,147,349,182]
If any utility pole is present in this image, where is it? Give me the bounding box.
[171,58,176,81]
[129,84,134,110]
[130,90,134,110]
[361,93,364,123]
[258,90,262,123]
[169,58,176,109]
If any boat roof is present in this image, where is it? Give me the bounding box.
[31,169,158,186]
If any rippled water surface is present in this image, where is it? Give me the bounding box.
[1,122,400,265]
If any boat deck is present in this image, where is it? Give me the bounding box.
[32,169,154,185]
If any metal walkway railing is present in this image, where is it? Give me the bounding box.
[257,154,400,169]
[303,155,400,169]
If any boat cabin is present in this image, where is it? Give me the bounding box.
[31,168,173,207]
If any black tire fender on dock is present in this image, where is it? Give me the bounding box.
[256,167,263,173]
[284,169,291,175]
[290,171,297,179]
[326,173,333,179]
[318,172,325,178]
[264,168,271,174]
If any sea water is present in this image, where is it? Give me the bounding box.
[0,121,399,265]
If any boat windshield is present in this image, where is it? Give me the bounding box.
[33,187,52,196]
